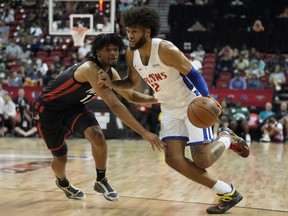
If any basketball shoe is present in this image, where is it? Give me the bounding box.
[217,127,250,158]
[94,177,119,201]
[206,184,243,214]
[55,179,86,200]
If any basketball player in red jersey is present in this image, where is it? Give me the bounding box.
[32,34,164,201]
[98,6,249,214]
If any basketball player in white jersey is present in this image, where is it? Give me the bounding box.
[98,6,249,214]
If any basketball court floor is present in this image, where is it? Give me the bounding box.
[0,137,288,216]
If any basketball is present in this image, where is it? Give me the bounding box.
[187,97,221,128]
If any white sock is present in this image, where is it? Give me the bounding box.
[218,136,231,150]
[212,180,232,194]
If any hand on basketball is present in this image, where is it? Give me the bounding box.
[142,132,165,151]
[207,95,222,115]
[98,69,112,86]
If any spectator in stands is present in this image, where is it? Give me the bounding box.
[13,88,30,118]
[78,41,91,61]
[0,82,8,98]
[247,61,265,78]
[0,21,9,43]
[14,104,38,137]
[247,73,263,89]
[26,65,43,87]
[0,63,9,83]
[192,44,206,63]
[269,64,286,91]
[1,93,17,136]
[229,70,247,89]
[102,16,112,32]
[260,115,283,143]
[213,99,230,139]
[43,63,57,86]
[252,19,265,32]
[228,101,251,143]
[5,39,23,60]
[7,71,23,87]
[42,35,54,54]
[0,95,8,136]
[216,45,234,74]
[258,102,275,125]
[276,102,288,141]
[30,37,42,54]
[248,47,260,61]
[187,20,206,32]
[189,53,202,72]
[218,45,234,60]
[216,55,234,74]
[54,55,65,73]
[30,21,43,38]
[239,43,249,59]
[19,44,32,64]
[3,6,15,25]
[35,58,49,77]
[266,51,287,73]
[233,54,249,73]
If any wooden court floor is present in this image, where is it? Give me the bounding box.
[0,137,288,216]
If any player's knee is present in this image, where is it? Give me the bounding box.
[165,155,183,169]
[84,126,105,143]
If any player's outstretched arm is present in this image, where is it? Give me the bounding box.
[98,49,141,89]
[100,87,164,151]
[78,63,164,151]
[98,68,157,104]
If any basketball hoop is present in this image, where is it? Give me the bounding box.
[71,27,88,47]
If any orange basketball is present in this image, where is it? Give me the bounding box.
[187,97,221,128]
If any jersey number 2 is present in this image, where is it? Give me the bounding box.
[151,83,160,92]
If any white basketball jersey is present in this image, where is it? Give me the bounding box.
[133,38,196,108]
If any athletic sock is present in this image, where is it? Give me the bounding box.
[57,177,69,187]
[212,180,233,194]
[96,168,106,181]
[218,136,231,150]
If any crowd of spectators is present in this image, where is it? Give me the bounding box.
[0,0,287,142]
[188,43,288,91]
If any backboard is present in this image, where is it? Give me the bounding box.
[48,0,116,36]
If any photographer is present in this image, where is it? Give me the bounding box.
[260,116,284,143]
[14,104,38,137]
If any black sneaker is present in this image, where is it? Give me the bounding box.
[94,177,119,201]
[217,127,250,158]
[55,179,86,200]
[206,184,243,214]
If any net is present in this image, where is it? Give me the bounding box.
[71,27,88,46]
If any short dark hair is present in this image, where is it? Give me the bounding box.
[120,6,160,38]
[90,33,126,57]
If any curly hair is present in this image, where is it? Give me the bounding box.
[90,33,126,57]
[120,6,160,38]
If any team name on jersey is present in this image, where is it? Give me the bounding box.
[143,72,167,92]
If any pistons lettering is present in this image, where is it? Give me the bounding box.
[143,72,167,92]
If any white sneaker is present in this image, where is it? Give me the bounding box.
[276,86,281,91]
[245,134,251,143]
[260,134,271,142]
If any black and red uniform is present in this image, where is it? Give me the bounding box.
[32,57,112,156]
